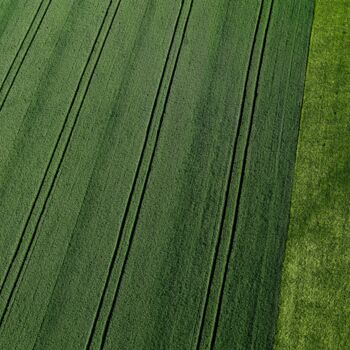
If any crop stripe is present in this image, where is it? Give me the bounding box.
[209,1,275,348]
[247,2,302,347]
[92,1,195,349]
[83,1,188,348]
[0,0,122,329]
[193,1,266,348]
[0,0,53,111]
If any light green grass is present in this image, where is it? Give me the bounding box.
[275,0,350,349]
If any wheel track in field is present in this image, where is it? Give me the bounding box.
[193,0,266,348]
[0,0,53,111]
[0,0,123,329]
[82,1,195,349]
[208,1,275,348]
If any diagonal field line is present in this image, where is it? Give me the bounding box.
[0,0,53,111]
[0,0,60,296]
[209,1,275,349]
[84,1,192,348]
[91,1,196,349]
[0,0,123,329]
[193,0,266,348]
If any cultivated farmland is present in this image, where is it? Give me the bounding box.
[0,0,313,349]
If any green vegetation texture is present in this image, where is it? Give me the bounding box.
[0,0,313,349]
[275,0,350,349]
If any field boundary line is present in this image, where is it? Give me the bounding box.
[92,1,196,348]
[193,0,265,348]
[0,0,123,329]
[84,1,191,348]
[272,8,316,338]
[247,2,304,347]
[209,1,275,348]
[0,0,53,111]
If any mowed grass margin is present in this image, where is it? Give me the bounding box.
[275,0,350,348]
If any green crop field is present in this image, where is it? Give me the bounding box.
[0,0,347,349]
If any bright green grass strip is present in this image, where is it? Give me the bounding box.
[275,1,350,349]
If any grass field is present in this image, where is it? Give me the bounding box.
[0,0,320,349]
[275,1,350,349]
